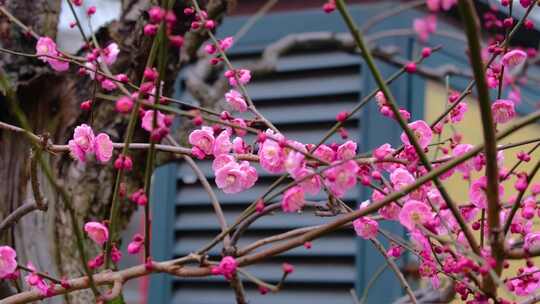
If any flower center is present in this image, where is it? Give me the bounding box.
[226,174,236,186]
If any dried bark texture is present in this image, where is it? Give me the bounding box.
[0,0,229,302]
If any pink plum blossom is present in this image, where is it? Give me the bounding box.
[212,130,232,156]
[115,96,133,113]
[426,0,457,11]
[225,89,248,112]
[281,186,305,213]
[400,120,433,149]
[99,43,120,65]
[313,144,336,163]
[212,154,235,172]
[226,69,251,87]
[0,246,17,278]
[84,222,109,245]
[141,110,166,132]
[94,133,113,163]
[450,102,467,123]
[390,168,415,190]
[232,137,249,154]
[452,144,474,174]
[502,49,527,68]
[215,161,246,194]
[353,217,379,239]
[469,176,505,209]
[189,126,215,159]
[324,160,359,198]
[492,99,516,124]
[413,15,437,42]
[336,140,357,160]
[399,200,433,230]
[219,37,234,51]
[258,130,286,173]
[68,124,95,162]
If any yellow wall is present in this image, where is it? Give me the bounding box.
[424,81,540,302]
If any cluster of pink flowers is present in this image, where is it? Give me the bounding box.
[68,124,114,163]
[413,15,437,42]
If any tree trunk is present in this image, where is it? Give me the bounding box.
[0,0,229,302]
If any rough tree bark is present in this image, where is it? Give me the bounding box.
[0,0,230,302]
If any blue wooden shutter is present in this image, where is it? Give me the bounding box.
[150,3,428,303]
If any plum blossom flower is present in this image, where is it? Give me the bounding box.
[294,168,322,195]
[426,0,457,11]
[99,43,120,65]
[390,168,415,190]
[324,160,359,198]
[213,130,232,156]
[189,126,215,159]
[400,120,433,149]
[68,124,95,162]
[336,140,357,160]
[225,89,248,112]
[35,37,69,71]
[212,256,237,280]
[525,232,540,252]
[0,246,17,278]
[399,200,433,230]
[84,222,109,246]
[212,155,235,173]
[469,176,505,209]
[258,130,286,173]
[25,262,49,295]
[353,216,379,239]
[94,133,113,163]
[219,37,234,51]
[115,96,133,113]
[502,49,527,68]
[313,144,336,163]
[141,110,167,132]
[215,161,246,194]
[492,99,516,124]
[232,137,249,154]
[226,69,251,87]
[413,15,437,42]
[452,144,474,175]
[281,186,305,213]
[450,102,467,123]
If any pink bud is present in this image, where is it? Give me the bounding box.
[72,0,82,6]
[256,200,265,213]
[115,96,133,113]
[282,263,294,274]
[336,111,349,122]
[123,156,133,171]
[144,24,158,36]
[137,193,148,206]
[405,62,417,73]
[421,47,432,58]
[148,6,165,23]
[184,7,194,15]
[191,21,201,30]
[205,20,216,29]
[116,74,129,83]
[143,68,158,81]
[87,6,96,16]
[80,100,92,111]
[192,116,203,126]
[323,1,336,13]
[169,35,184,48]
[258,286,270,295]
